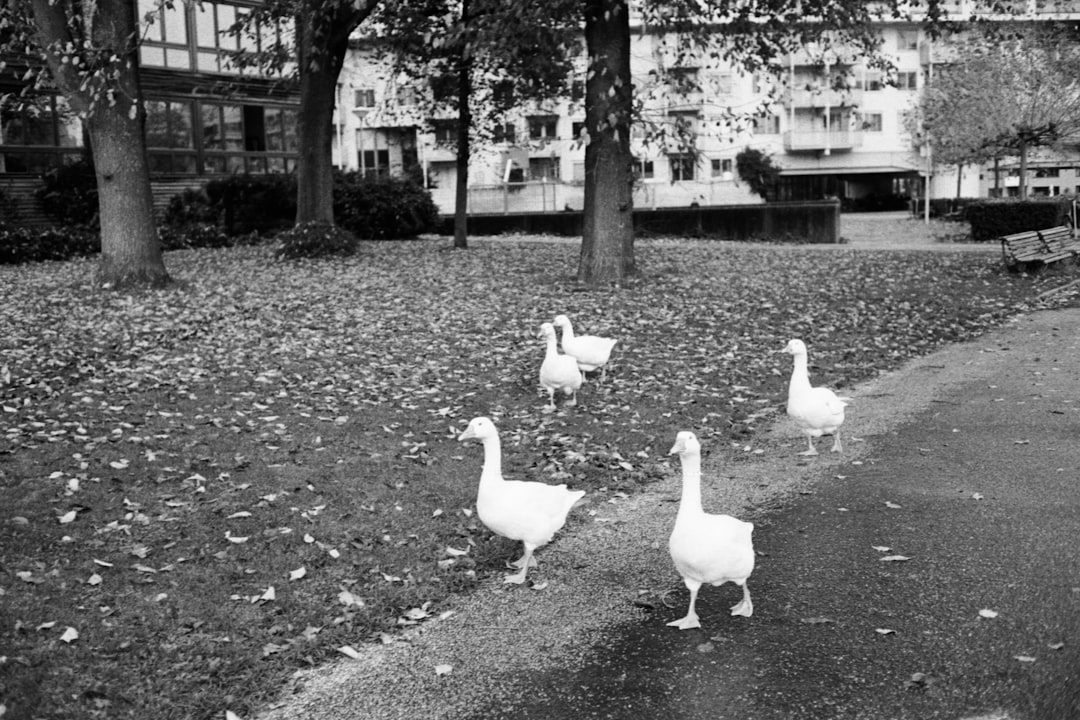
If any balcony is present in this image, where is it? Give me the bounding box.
[784,87,863,108]
[783,130,862,152]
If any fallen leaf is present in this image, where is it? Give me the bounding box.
[59,627,79,643]
[36,621,57,631]
[225,710,243,720]
[260,586,276,602]
[288,567,307,581]
[87,573,102,586]
[531,581,549,591]
[972,492,984,500]
[979,608,999,619]
[227,511,252,519]
[880,555,910,562]
[338,645,362,659]
[875,628,896,635]
[1049,641,1065,650]
[58,510,78,525]
[696,641,715,653]
[1014,655,1036,663]
[434,663,453,676]
[800,617,835,625]
[884,501,902,509]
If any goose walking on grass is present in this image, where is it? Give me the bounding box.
[667,431,755,630]
[552,314,617,382]
[458,417,586,584]
[539,322,583,411]
[783,338,850,456]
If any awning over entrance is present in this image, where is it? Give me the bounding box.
[778,152,923,176]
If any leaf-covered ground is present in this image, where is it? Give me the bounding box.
[0,238,1076,719]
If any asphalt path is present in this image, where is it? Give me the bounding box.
[457,316,1080,720]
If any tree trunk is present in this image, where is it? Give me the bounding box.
[29,0,168,290]
[89,104,169,289]
[453,7,472,250]
[1018,142,1029,199]
[295,6,352,226]
[578,0,635,285]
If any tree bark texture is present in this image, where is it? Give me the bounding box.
[29,0,168,289]
[453,31,472,250]
[294,3,350,227]
[578,0,635,285]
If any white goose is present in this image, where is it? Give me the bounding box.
[783,339,850,456]
[458,416,586,584]
[539,322,583,411]
[668,431,755,630]
[552,314,617,381]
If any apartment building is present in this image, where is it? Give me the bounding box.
[333,1,1080,215]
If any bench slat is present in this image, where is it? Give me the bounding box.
[1001,225,1080,269]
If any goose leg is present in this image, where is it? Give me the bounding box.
[830,431,843,453]
[544,389,556,412]
[566,389,577,407]
[798,435,819,456]
[730,581,753,617]
[504,544,535,584]
[667,579,702,630]
[508,547,539,569]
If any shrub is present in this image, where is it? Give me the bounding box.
[0,226,99,264]
[965,198,1072,241]
[158,223,233,251]
[333,173,439,240]
[736,148,781,201]
[204,174,297,236]
[161,187,220,229]
[35,158,99,229]
[274,221,358,260]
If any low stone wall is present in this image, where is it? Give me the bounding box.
[439,199,841,243]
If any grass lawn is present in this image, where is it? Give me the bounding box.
[0,237,1075,719]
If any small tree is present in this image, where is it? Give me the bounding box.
[1,0,169,289]
[736,148,781,201]
[915,24,1080,198]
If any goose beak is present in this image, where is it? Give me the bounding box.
[669,438,685,455]
[458,427,476,442]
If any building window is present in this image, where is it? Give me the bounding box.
[896,71,918,90]
[633,159,655,180]
[140,0,292,75]
[897,28,919,51]
[145,100,196,174]
[753,114,781,135]
[572,161,585,182]
[1035,167,1061,178]
[570,79,586,102]
[669,155,695,181]
[864,71,884,91]
[396,86,417,106]
[432,119,458,146]
[355,89,376,109]
[571,121,586,140]
[493,123,516,143]
[668,110,700,135]
[360,148,390,179]
[711,158,733,178]
[201,102,297,174]
[669,67,700,94]
[528,115,559,140]
[0,96,84,173]
[862,113,883,132]
[529,156,560,180]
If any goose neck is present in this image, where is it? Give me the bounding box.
[479,435,503,483]
[789,354,812,391]
[545,332,560,357]
[677,451,704,515]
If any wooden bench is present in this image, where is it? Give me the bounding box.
[1000,225,1080,271]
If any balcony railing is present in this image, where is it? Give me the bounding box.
[783,130,862,152]
[784,87,863,108]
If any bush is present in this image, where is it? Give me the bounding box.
[35,158,99,229]
[158,223,233,251]
[333,173,439,240]
[0,226,99,264]
[735,148,781,201]
[965,198,1072,241]
[204,174,297,236]
[274,221,358,260]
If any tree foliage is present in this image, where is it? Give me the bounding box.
[912,23,1080,197]
[736,148,781,201]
